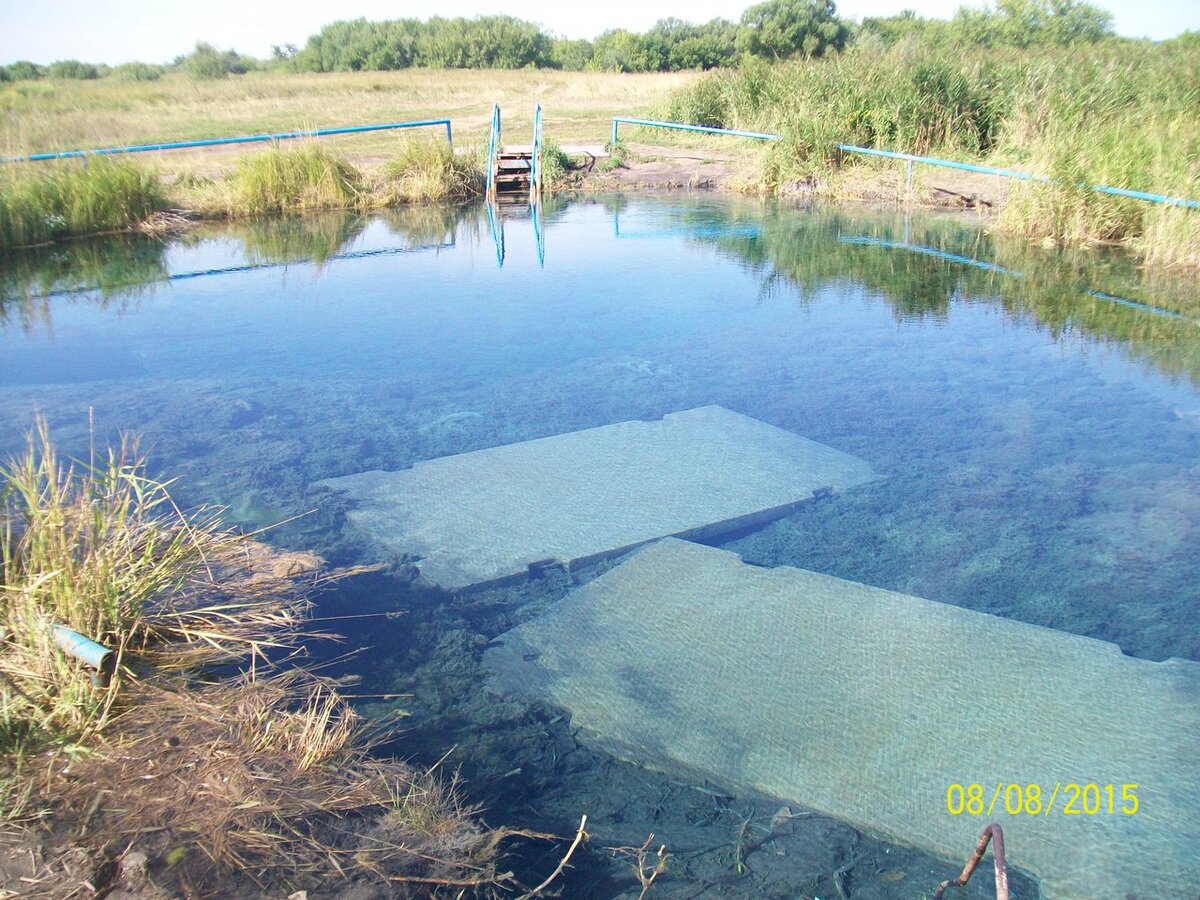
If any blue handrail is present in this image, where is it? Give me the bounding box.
[531,103,544,203]
[611,116,782,144]
[2,118,453,163]
[486,103,501,201]
[609,115,1200,210]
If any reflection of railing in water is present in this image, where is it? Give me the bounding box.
[838,234,1192,321]
[486,203,505,268]
[612,210,761,241]
[19,241,457,302]
[486,202,544,269]
[838,235,1014,276]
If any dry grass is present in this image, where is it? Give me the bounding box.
[0,424,514,896]
[32,670,496,895]
[1,69,699,180]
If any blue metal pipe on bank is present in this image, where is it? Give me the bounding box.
[610,116,1200,211]
[1,119,454,163]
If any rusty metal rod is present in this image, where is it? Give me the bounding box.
[932,822,1009,900]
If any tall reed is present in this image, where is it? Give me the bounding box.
[662,44,1200,265]
[380,139,483,203]
[0,158,165,250]
[226,142,363,216]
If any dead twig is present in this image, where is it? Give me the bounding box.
[516,814,588,899]
[932,822,1009,900]
[608,833,668,900]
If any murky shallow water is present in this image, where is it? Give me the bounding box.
[3,196,1199,897]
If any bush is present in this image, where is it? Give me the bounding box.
[381,140,482,202]
[111,62,165,81]
[230,144,364,215]
[3,60,43,81]
[46,60,99,79]
[180,41,249,79]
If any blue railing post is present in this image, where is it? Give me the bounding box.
[531,103,543,203]
[486,103,501,202]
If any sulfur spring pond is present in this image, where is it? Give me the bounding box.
[3,196,1199,898]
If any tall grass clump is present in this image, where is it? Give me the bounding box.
[380,139,482,202]
[0,424,511,893]
[0,159,166,250]
[229,143,363,216]
[0,422,305,747]
[662,43,1200,265]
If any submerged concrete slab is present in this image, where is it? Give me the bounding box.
[485,538,1200,899]
[318,406,875,590]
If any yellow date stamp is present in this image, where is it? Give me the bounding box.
[946,783,1139,816]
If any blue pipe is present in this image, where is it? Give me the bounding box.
[611,116,783,144]
[52,625,115,687]
[2,119,454,163]
[835,144,1200,210]
[835,144,1046,183]
[608,114,1199,210]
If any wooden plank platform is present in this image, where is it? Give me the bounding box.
[318,406,876,591]
[485,538,1200,899]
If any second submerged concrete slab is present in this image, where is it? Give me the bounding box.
[318,406,875,590]
[485,538,1200,899]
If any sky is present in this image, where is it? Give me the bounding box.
[1,0,1196,66]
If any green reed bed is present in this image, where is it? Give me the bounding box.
[662,45,1200,266]
[0,158,166,250]
[222,142,364,216]
[380,138,483,203]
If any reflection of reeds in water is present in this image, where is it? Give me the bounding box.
[230,211,369,266]
[0,233,169,332]
[380,202,478,250]
[691,204,1200,384]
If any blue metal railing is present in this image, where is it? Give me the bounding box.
[610,115,1200,210]
[611,116,782,144]
[834,144,1200,210]
[486,103,501,201]
[1,119,453,163]
[531,103,544,203]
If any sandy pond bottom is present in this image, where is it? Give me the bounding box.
[3,196,1200,897]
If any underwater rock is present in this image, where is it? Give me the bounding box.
[317,406,876,591]
[485,538,1200,899]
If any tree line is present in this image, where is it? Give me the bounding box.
[2,0,1193,83]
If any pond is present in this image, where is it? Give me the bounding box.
[3,196,1199,898]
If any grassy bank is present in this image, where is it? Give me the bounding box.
[659,44,1200,266]
[0,425,504,895]
[0,158,166,248]
[0,140,485,250]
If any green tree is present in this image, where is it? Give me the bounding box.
[737,0,850,60]
[951,0,1114,48]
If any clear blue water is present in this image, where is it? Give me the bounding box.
[3,196,1199,896]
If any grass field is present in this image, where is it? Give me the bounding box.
[0,68,699,171]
